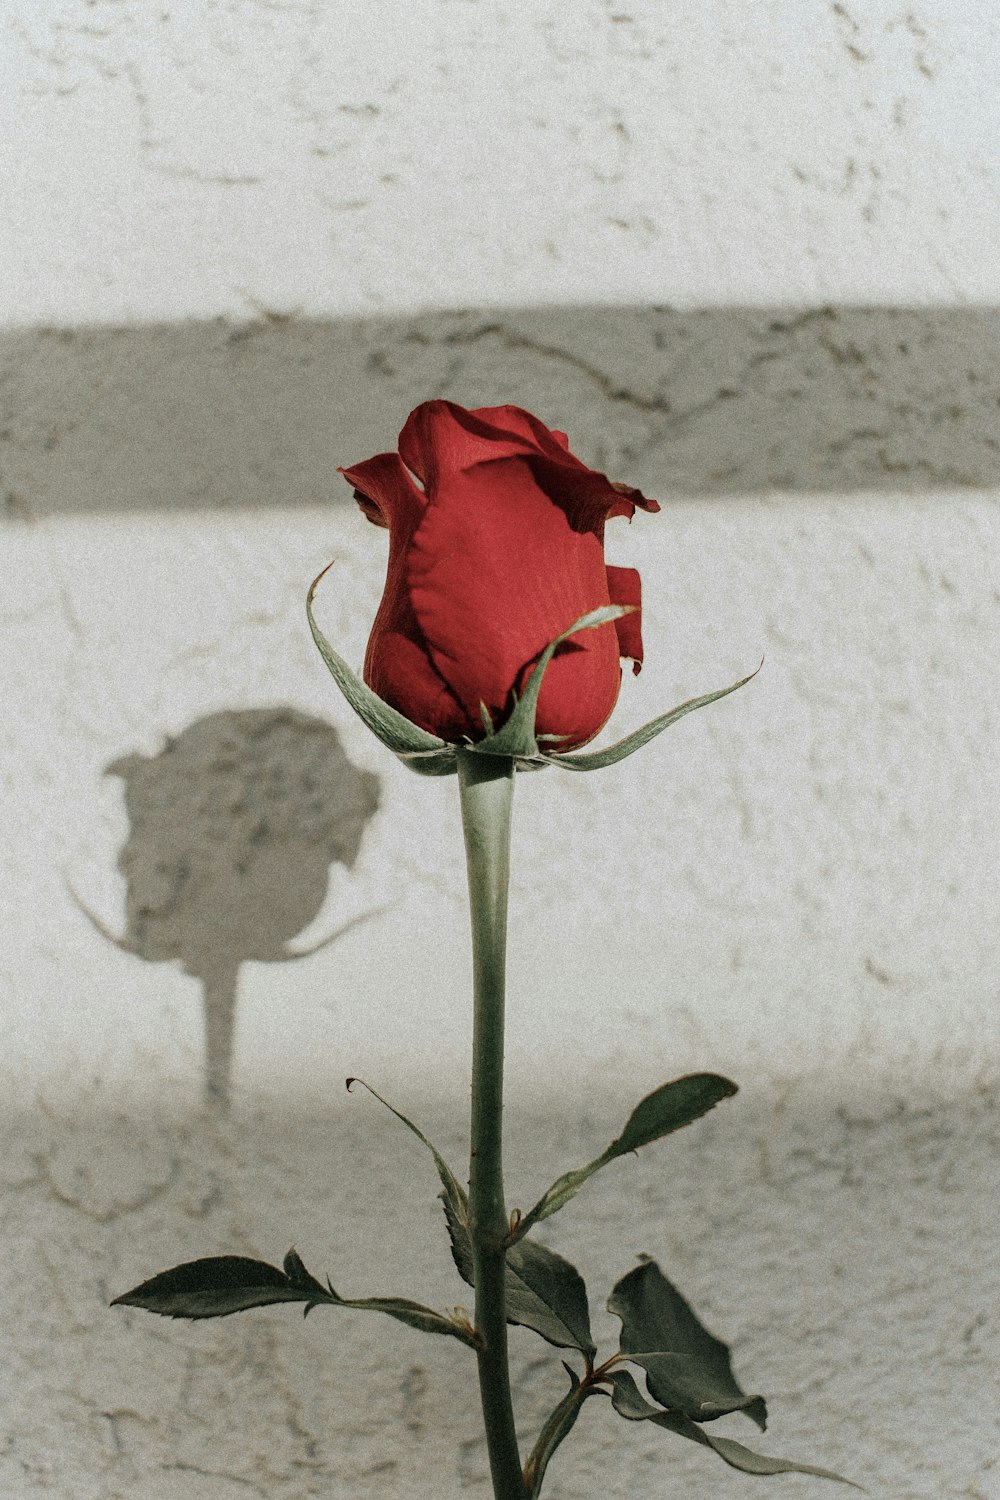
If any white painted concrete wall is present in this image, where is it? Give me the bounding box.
[2,4,998,1499]
[4,1,1000,322]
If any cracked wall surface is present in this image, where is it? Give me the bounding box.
[2,1,999,1496]
[4,308,1000,519]
[4,2,1000,321]
[2,1080,998,1498]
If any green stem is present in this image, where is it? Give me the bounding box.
[457,749,526,1500]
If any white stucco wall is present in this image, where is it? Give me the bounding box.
[4,1,1000,322]
[2,4,999,1499]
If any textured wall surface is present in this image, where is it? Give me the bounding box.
[2,2,999,1498]
[3,1080,997,1499]
[4,374,999,1500]
[6,466,1000,1097]
[4,2,1000,320]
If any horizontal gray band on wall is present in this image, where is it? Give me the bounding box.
[3,305,999,516]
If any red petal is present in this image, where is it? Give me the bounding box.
[340,454,426,536]
[363,625,472,742]
[398,401,577,493]
[467,407,585,465]
[341,454,468,738]
[611,479,661,516]
[342,408,658,746]
[606,565,644,674]
[406,455,621,745]
[488,453,659,541]
[398,402,659,533]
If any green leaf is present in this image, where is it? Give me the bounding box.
[283,1247,336,1301]
[111,1253,329,1319]
[504,1238,596,1356]
[351,1079,595,1359]
[443,1189,475,1285]
[447,1207,596,1357]
[346,1077,470,1255]
[611,1074,738,1155]
[112,1249,479,1347]
[472,605,631,762]
[307,568,458,776]
[514,1074,737,1238]
[545,661,762,771]
[608,1258,767,1427]
[524,1364,599,1498]
[606,1369,860,1486]
[348,1080,477,1311]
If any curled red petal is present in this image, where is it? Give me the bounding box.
[487,452,659,540]
[466,406,585,465]
[606,565,644,674]
[398,401,579,493]
[340,453,426,536]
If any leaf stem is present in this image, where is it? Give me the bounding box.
[457,749,526,1500]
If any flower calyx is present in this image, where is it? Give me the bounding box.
[309,575,758,776]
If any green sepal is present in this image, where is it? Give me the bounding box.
[446,1203,596,1357]
[512,1074,737,1240]
[307,568,458,776]
[608,1258,767,1428]
[524,1364,598,1498]
[605,1369,860,1487]
[545,661,762,772]
[471,605,631,763]
[309,569,755,774]
[346,1078,470,1250]
[111,1249,479,1347]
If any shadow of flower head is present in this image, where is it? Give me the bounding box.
[79,707,381,1109]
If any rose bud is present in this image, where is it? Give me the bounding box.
[340,402,660,751]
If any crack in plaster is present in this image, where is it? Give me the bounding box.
[39,1147,182,1224]
[404,320,675,416]
[161,1461,270,1497]
[5,308,1000,512]
[398,308,996,490]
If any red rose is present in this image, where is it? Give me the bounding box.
[341,401,660,750]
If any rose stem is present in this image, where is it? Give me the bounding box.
[457,748,526,1500]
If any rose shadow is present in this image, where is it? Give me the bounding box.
[73,707,381,1111]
